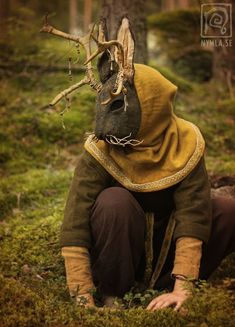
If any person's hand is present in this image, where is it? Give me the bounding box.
[146,279,190,311]
[146,289,189,311]
[76,293,95,307]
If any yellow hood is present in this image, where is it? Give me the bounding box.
[85,64,205,192]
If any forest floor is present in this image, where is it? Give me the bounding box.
[0,64,235,327]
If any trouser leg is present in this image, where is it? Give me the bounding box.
[90,187,146,297]
[199,196,235,279]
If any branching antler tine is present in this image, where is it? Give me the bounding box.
[91,32,99,45]
[41,18,102,106]
[90,22,105,45]
[89,22,96,35]
[98,20,106,43]
[103,41,124,61]
[50,77,89,106]
[85,38,125,66]
[40,23,80,43]
[84,48,102,65]
[40,19,95,51]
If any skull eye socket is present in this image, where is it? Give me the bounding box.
[110,99,124,111]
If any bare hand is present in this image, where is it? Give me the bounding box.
[146,289,189,311]
[146,278,191,312]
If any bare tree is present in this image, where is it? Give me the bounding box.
[100,0,148,64]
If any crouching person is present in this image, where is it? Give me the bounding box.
[60,63,235,310]
[59,17,235,311]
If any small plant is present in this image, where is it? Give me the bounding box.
[123,288,163,309]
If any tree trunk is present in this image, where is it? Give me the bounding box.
[177,0,189,9]
[162,0,190,11]
[162,0,175,11]
[100,0,148,64]
[84,0,92,32]
[69,0,78,34]
[0,0,10,38]
[213,0,235,95]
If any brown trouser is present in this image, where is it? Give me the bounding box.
[90,187,235,297]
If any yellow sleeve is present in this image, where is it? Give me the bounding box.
[61,246,95,297]
[172,237,202,279]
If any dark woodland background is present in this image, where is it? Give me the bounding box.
[0,0,234,326]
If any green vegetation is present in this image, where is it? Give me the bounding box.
[149,64,193,93]
[148,9,213,81]
[0,12,234,327]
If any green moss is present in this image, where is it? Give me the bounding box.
[0,30,234,325]
[0,273,234,327]
[206,155,235,175]
[0,73,95,174]
[0,168,70,219]
[0,215,62,276]
[216,98,235,115]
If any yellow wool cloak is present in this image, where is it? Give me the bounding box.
[85,64,205,192]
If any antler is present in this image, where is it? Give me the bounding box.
[40,16,132,107]
[85,28,125,101]
[40,16,102,106]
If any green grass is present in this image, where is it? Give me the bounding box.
[0,54,234,326]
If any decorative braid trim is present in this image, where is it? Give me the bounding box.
[84,122,205,192]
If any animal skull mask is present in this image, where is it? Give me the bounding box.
[41,16,142,147]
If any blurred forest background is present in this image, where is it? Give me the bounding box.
[0,0,234,326]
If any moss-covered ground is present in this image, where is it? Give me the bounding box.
[0,57,234,326]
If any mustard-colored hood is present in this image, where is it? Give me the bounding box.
[135,64,177,147]
[85,64,205,192]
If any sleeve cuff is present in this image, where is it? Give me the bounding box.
[172,237,202,279]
